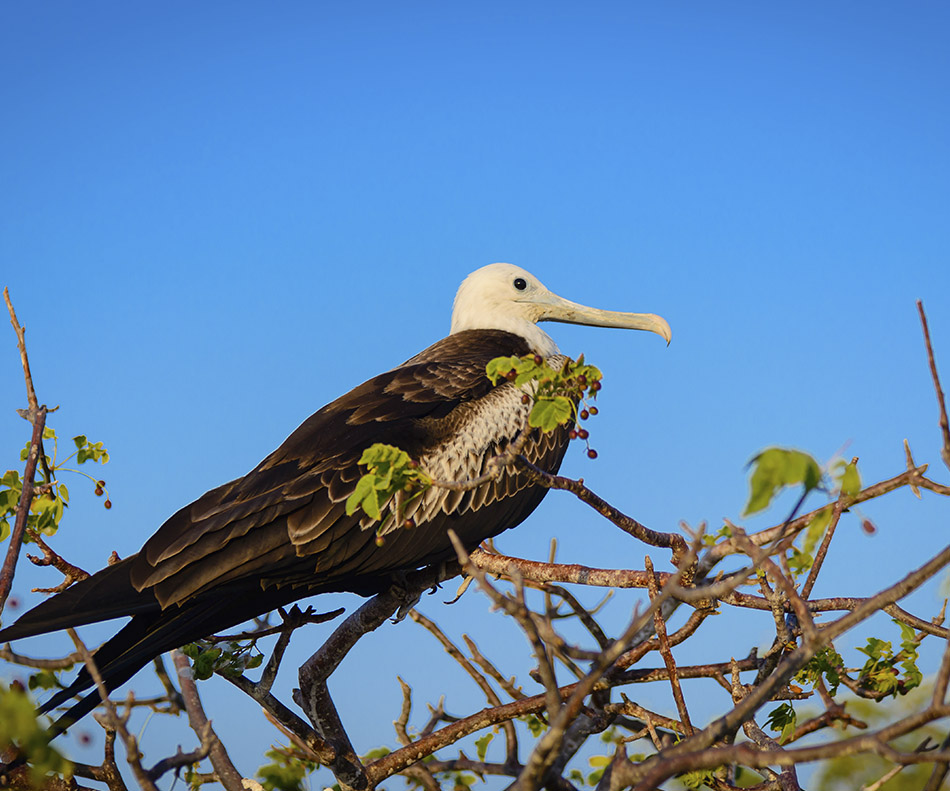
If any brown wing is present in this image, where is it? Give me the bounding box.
[130,329,570,608]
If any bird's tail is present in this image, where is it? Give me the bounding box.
[0,557,156,643]
[32,580,308,736]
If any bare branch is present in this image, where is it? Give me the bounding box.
[918,300,950,472]
[171,649,245,790]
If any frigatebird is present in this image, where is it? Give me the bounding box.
[0,263,670,731]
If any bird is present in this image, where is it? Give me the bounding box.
[0,262,670,734]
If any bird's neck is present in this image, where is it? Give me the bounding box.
[449,316,560,357]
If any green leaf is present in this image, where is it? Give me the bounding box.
[803,506,833,556]
[73,435,87,449]
[522,713,547,737]
[834,459,862,497]
[346,476,381,520]
[795,646,843,695]
[246,653,264,670]
[744,448,822,516]
[258,746,319,791]
[181,643,201,659]
[486,356,523,384]
[765,702,797,743]
[528,396,573,431]
[28,670,62,691]
[345,444,431,523]
[193,647,223,681]
[474,732,494,761]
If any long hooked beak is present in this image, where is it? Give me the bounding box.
[534,291,672,345]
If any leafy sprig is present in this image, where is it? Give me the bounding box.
[181,639,264,681]
[346,354,606,524]
[1,427,112,543]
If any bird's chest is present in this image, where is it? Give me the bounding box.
[419,383,530,482]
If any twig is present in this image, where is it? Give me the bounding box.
[66,628,159,791]
[0,405,47,613]
[918,300,950,472]
[171,649,245,790]
[0,644,83,669]
[4,287,39,414]
[411,610,519,766]
[645,555,693,734]
[515,456,690,568]
[27,529,90,594]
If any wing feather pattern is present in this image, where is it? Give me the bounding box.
[0,328,573,731]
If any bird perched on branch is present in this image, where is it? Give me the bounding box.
[0,263,670,733]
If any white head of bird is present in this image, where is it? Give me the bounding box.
[450,263,672,357]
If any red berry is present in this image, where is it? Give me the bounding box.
[404,518,415,529]
[97,480,105,488]
[577,374,587,386]
[578,429,589,440]
[590,380,602,392]
[587,449,598,459]
[568,429,578,440]
[375,535,386,546]
[579,409,589,420]
[589,406,598,415]
[104,499,112,509]
[506,369,517,381]
[95,487,103,496]
[521,394,530,404]
[407,459,419,468]
[533,354,543,366]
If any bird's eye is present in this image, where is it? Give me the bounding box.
[513,278,527,291]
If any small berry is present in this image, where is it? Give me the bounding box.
[579,409,589,420]
[506,369,517,381]
[578,428,589,440]
[407,459,419,469]
[97,480,105,488]
[521,394,530,404]
[104,499,112,509]
[533,354,543,366]
[588,406,598,415]
[587,449,598,459]
[568,429,578,440]
[404,518,416,529]
[95,486,103,496]
[590,380,602,392]
[375,535,386,546]
[577,374,587,386]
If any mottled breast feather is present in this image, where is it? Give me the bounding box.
[131,329,572,607]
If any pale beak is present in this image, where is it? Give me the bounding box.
[534,292,672,345]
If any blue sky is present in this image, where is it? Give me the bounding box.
[2,2,949,784]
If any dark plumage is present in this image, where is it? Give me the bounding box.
[0,263,670,735]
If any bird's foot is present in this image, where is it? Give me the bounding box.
[389,570,423,623]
